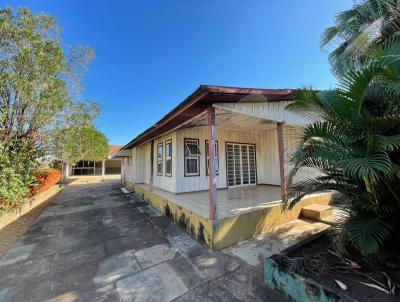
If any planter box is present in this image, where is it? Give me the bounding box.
[264,258,357,302]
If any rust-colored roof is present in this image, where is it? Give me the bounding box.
[109,145,123,157]
[122,85,296,150]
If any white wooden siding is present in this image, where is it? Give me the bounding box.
[126,125,299,193]
[151,132,177,192]
[121,149,134,184]
[175,127,265,193]
[215,102,310,126]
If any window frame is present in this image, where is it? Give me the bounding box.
[157,142,163,176]
[205,140,219,176]
[165,139,172,177]
[184,138,200,177]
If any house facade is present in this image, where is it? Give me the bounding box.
[117,85,330,249]
[120,85,311,193]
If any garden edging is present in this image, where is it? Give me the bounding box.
[0,184,62,230]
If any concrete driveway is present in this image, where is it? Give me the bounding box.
[0,177,287,302]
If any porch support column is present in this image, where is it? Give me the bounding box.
[101,160,105,180]
[150,140,154,191]
[277,122,286,197]
[207,107,218,227]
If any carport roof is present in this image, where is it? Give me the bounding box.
[122,85,296,149]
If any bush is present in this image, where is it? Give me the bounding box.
[29,168,61,197]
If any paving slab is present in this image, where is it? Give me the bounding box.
[116,262,188,302]
[94,249,142,284]
[0,177,289,302]
[77,284,121,302]
[135,244,177,269]
[137,205,161,217]
[167,233,203,254]
[0,244,36,266]
[0,288,9,302]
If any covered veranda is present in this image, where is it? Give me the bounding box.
[136,183,283,219]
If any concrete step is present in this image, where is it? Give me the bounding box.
[121,187,134,194]
[223,219,330,266]
[301,204,333,221]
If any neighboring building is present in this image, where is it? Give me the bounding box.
[66,145,123,177]
[116,85,332,249]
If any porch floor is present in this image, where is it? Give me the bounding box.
[135,184,283,219]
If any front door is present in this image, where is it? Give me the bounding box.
[226,143,256,187]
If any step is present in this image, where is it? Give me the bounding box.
[301,204,333,220]
[121,187,134,194]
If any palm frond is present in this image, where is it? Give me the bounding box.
[339,151,393,183]
[373,134,400,151]
[345,215,393,256]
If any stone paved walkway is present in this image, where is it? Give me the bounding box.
[0,178,287,302]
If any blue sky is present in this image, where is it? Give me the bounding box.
[6,0,352,145]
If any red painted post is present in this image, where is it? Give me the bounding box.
[277,122,286,197]
[208,107,218,226]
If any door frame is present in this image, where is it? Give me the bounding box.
[225,142,257,188]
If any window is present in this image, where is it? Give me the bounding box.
[205,140,219,176]
[184,139,200,176]
[165,140,172,176]
[157,143,163,175]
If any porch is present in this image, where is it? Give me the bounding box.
[132,182,334,250]
[136,183,283,219]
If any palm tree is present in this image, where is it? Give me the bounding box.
[321,0,400,77]
[284,36,400,267]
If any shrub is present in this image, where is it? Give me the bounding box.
[29,168,61,196]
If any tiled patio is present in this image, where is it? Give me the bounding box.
[0,177,289,302]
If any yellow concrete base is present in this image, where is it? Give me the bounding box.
[126,181,334,250]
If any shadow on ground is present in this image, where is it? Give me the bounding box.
[0,178,288,302]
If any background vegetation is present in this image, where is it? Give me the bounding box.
[0,7,109,213]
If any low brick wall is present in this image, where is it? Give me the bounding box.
[0,185,62,231]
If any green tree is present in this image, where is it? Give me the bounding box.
[0,7,107,205]
[284,36,400,267]
[50,101,109,180]
[321,0,400,77]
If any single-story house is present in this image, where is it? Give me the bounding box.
[116,85,333,249]
[65,145,123,177]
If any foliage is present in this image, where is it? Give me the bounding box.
[49,101,109,166]
[284,36,400,267]
[321,0,400,77]
[0,142,27,215]
[29,168,61,196]
[0,7,106,210]
[52,125,109,166]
